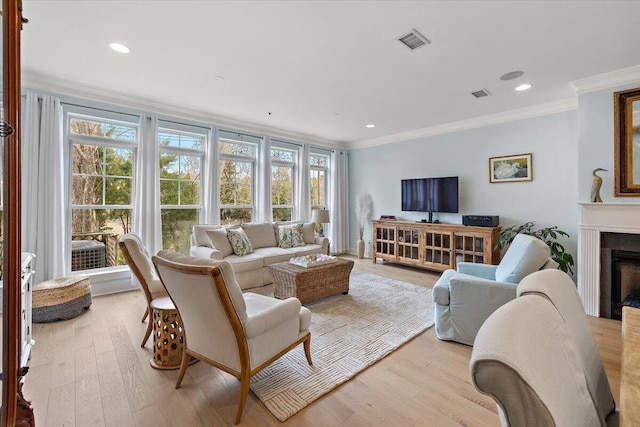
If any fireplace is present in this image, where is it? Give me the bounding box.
[579,203,640,317]
[599,233,640,319]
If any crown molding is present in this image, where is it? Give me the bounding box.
[350,97,578,150]
[22,71,346,150]
[570,64,640,94]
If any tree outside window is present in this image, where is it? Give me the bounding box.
[159,129,204,254]
[219,135,257,224]
[271,146,295,221]
[310,153,328,210]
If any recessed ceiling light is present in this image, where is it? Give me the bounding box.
[515,83,532,91]
[500,71,524,81]
[366,124,375,128]
[109,42,130,53]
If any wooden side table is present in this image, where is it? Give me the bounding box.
[149,297,186,370]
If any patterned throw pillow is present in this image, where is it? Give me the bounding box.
[278,224,306,249]
[226,228,254,256]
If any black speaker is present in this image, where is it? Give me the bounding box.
[462,215,499,227]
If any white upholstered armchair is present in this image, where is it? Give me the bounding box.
[118,233,169,347]
[432,233,555,345]
[152,251,312,425]
[470,269,617,426]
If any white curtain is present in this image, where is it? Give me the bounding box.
[256,137,272,222]
[328,150,349,253]
[132,114,162,254]
[22,93,66,283]
[297,144,311,221]
[202,126,218,224]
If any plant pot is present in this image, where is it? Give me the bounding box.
[357,239,365,259]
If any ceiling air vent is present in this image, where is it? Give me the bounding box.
[471,89,491,98]
[398,29,430,50]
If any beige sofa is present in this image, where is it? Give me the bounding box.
[190,222,329,290]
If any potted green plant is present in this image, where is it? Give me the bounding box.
[496,221,575,274]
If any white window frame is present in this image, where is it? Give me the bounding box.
[158,125,206,253]
[270,141,297,221]
[310,151,329,212]
[67,112,138,274]
[218,131,258,223]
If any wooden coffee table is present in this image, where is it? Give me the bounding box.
[269,258,354,304]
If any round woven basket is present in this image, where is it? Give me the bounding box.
[33,276,92,322]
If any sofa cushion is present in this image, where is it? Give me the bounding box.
[302,222,316,244]
[242,222,278,249]
[224,252,264,273]
[254,247,294,266]
[277,224,306,248]
[495,234,550,283]
[193,224,221,247]
[227,228,254,256]
[275,221,315,244]
[286,244,324,257]
[205,228,234,257]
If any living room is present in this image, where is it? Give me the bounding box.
[2,1,640,426]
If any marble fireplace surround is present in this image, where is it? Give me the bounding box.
[579,203,640,317]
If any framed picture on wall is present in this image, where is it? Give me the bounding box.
[489,153,533,183]
[614,87,640,196]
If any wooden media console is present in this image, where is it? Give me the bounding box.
[371,220,501,272]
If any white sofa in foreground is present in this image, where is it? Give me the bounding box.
[190,222,329,290]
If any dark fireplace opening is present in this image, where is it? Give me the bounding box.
[599,232,640,320]
[611,250,640,320]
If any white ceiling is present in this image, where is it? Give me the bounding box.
[20,1,640,146]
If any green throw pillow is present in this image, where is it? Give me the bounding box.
[227,228,254,256]
[278,224,306,249]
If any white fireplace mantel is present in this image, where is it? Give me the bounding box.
[578,203,640,316]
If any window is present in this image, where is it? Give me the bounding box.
[219,131,259,224]
[69,115,137,271]
[310,152,329,211]
[271,144,296,221]
[159,127,205,254]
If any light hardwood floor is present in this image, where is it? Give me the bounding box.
[24,256,622,426]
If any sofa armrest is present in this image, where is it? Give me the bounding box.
[315,236,329,254]
[457,262,498,280]
[190,246,223,260]
[243,297,302,339]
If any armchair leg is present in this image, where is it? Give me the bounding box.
[303,335,313,365]
[175,353,191,389]
[141,318,153,348]
[141,306,149,322]
[235,371,251,425]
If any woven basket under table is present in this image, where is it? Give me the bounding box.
[269,258,354,304]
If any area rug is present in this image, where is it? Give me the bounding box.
[250,270,435,422]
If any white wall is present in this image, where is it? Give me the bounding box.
[577,80,640,203]
[349,110,579,268]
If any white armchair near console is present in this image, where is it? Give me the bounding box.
[432,233,556,346]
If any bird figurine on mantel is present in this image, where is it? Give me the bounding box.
[591,168,607,203]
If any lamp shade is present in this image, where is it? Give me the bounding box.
[311,208,330,224]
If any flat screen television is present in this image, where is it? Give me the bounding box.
[401,176,459,222]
